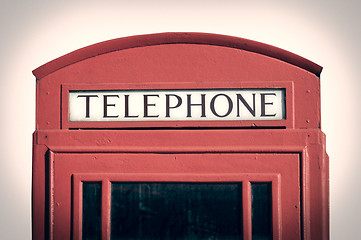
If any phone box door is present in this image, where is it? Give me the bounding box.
[51,152,300,240]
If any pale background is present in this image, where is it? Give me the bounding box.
[0,0,360,238]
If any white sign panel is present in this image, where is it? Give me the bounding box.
[69,89,285,122]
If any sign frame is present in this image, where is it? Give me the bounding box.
[61,81,294,129]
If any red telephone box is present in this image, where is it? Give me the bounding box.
[32,33,329,240]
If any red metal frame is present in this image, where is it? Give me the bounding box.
[73,173,282,240]
[64,153,294,240]
[33,129,328,240]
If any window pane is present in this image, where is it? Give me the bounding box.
[251,182,272,240]
[82,182,102,240]
[111,182,242,240]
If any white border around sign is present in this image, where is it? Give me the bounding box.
[69,89,285,122]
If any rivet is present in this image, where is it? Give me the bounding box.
[46,121,50,125]
[306,90,311,93]
[46,92,50,95]
[306,119,310,123]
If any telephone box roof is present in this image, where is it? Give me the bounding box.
[33,32,322,79]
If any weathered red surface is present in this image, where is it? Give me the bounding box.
[34,33,321,130]
[33,32,322,80]
[33,33,328,240]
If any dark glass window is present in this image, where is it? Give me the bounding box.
[251,182,272,240]
[82,182,102,240]
[110,182,242,240]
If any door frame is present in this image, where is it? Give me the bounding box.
[33,129,328,240]
[73,172,281,240]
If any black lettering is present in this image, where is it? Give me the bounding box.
[260,93,276,117]
[236,93,256,117]
[103,95,119,118]
[144,94,159,118]
[77,95,98,118]
[210,94,233,117]
[124,95,139,118]
[186,94,206,118]
[165,94,182,118]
